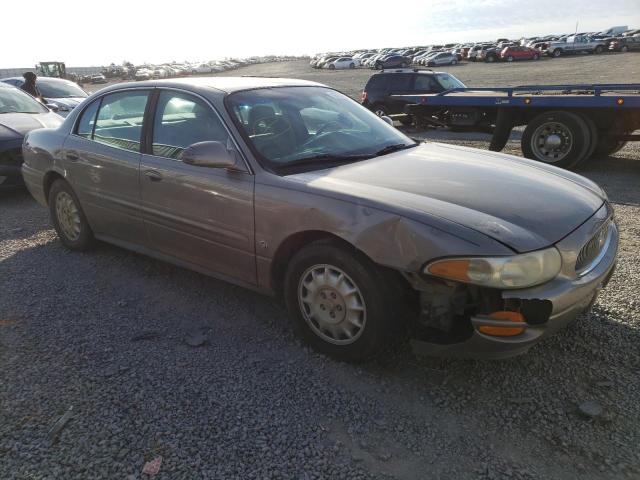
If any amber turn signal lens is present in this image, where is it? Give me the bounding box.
[617,98,624,105]
[478,311,525,337]
[427,259,470,282]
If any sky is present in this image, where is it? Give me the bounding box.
[2,0,639,67]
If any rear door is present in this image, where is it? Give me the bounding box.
[139,89,256,284]
[63,89,150,244]
[386,74,414,114]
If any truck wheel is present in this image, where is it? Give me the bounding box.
[552,49,562,58]
[48,179,94,250]
[576,113,599,161]
[284,241,404,362]
[594,45,603,54]
[521,111,591,169]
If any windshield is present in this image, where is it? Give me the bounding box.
[38,80,87,99]
[435,73,466,91]
[0,87,48,114]
[226,86,415,173]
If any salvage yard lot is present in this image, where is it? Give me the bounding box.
[1,56,639,479]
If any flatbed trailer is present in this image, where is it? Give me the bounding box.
[395,84,640,169]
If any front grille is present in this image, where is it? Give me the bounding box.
[575,221,611,274]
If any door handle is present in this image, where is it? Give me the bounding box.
[65,152,79,161]
[144,170,162,182]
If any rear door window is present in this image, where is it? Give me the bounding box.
[388,75,412,92]
[366,75,389,92]
[93,91,149,152]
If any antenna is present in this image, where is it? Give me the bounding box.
[574,20,579,36]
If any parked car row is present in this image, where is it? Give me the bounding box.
[311,25,638,71]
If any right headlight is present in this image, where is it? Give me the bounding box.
[424,247,562,289]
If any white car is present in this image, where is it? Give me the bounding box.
[191,63,213,74]
[325,57,357,69]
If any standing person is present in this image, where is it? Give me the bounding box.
[20,72,43,101]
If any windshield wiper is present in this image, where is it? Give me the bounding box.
[0,111,40,114]
[280,153,374,171]
[374,143,418,157]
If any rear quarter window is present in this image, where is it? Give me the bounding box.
[365,75,389,92]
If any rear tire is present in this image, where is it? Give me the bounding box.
[328,64,335,70]
[486,55,496,63]
[451,59,458,65]
[48,179,94,250]
[506,55,514,62]
[284,241,404,362]
[621,45,629,53]
[349,63,355,69]
[594,45,603,54]
[533,54,540,60]
[521,111,591,169]
[552,49,562,58]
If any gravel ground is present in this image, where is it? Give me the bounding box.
[2,57,640,479]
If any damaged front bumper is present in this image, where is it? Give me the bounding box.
[412,204,618,360]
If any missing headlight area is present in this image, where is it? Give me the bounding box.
[405,273,552,347]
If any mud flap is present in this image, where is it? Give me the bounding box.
[489,108,515,152]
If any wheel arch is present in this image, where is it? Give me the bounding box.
[270,230,367,297]
[42,170,67,205]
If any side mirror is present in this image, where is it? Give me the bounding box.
[180,141,240,170]
[381,115,394,126]
[46,102,59,112]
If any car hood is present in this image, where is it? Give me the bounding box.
[47,97,85,109]
[287,143,604,253]
[0,112,62,140]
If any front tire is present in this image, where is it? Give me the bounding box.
[594,45,603,54]
[48,179,94,250]
[621,45,629,53]
[552,49,562,58]
[284,241,403,362]
[506,55,514,62]
[328,64,335,70]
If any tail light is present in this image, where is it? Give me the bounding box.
[361,91,368,102]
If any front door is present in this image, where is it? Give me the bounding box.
[139,90,256,284]
[63,89,150,244]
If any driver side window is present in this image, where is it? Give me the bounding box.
[152,91,228,160]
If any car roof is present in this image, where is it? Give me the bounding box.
[0,76,76,85]
[373,68,444,75]
[97,77,325,95]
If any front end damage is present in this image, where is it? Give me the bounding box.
[405,273,558,360]
[405,204,618,360]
